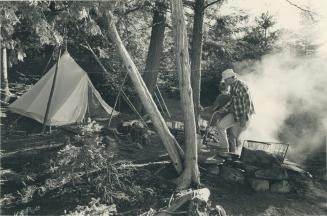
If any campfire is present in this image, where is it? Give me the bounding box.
[201,139,313,193]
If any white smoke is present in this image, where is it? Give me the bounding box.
[224,0,327,163]
[236,49,327,162]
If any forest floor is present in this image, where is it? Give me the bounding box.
[1,90,327,216]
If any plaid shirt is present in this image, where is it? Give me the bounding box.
[220,79,255,122]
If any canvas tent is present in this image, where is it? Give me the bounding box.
[8,50,119,126]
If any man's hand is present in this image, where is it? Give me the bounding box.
[199,105,212,113]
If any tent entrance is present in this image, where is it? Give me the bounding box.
[86,83,118,121]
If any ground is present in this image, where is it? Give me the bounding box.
[1,92,326,215]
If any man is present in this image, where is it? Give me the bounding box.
[214,68,255,154]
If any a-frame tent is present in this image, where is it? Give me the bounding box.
[8,50,119,126]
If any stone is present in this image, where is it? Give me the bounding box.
[221,166,245,184]
[198,148,216,163]
[242,164,261,174]
[255,167,288,180]
[249,178,270,192]
[270,180,291,193]
[240,147,281,168]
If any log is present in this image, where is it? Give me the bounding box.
[2,143,65,158]
[157,188,210,216]
[106,10,183,174]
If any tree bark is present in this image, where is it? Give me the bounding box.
[190,0,205,132]
[143,2,166,95]
[1,48,11,99]
[170,0,200,189]
[137,2,167,113]
[105,10,184,174]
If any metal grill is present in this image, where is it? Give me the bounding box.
[243,140,289,162]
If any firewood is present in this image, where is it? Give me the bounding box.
[157,188,210,216]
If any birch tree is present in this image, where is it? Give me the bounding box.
[170,0,200,189]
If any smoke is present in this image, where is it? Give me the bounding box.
[227,0,327,163]
[235,50,327,162]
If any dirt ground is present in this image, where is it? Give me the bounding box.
[1,95,327,216]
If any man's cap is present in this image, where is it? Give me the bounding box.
[221,69,236,80]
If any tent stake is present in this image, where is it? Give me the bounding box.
[42,47,61,133]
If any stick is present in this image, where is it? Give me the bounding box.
[202,111,219,145]
[2,143,65,158]
[107,71,128,127]
[42,47,61,133]
[157,188,210,216]
[156,85,171,118]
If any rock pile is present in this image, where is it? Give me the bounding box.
[201,146,312,193]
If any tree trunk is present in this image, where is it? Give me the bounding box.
[137,2,166,113]
[105,10,184,174]
[170,0,200,189]
[143,2,166,95]
[1,48,11,99]
[190,0,205,132]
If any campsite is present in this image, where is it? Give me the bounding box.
[1,1,327,215]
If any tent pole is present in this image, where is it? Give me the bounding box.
[42,47,62,133]
[107,71,128,127]
[41,48,56,75]
[84,41,148,128]
[121,91,149,129]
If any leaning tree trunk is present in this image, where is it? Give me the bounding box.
[137,1,167,113]
[1,48,11,99]
[105,10,184,174]
[190,0,205,132]
[170,0,200,189]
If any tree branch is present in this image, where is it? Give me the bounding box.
[284,0,316,21]
[204,0,222,9]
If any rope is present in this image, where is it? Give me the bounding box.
[121,91,149,129]
[156,85,171,118]
[107,71,128,127]
[64,27,68,51]
[41,48,56,75]
[153,91,165,116]
[83,41,150,129]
